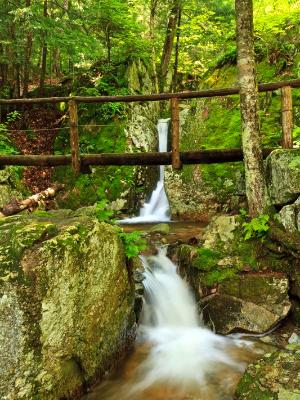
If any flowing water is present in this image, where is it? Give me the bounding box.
[83,249,260,400]
[120,119,170,223]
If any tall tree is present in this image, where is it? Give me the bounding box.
[39,0,48,96]
[159,0,180,92]
[235,0,268,216]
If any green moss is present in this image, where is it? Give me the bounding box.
[236,371,275,400]
[193,247,222,271]
[202,268,237,287]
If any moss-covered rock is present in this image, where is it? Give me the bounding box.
[201,273,290,334]
[265,149,300,206]
[236,345,300,400]
[0,213,135,400]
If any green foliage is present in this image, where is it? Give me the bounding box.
[193,246,239,286]
[95,199,114,222]
[118,230,147,259]
[242,214,270,241]
[0,112,20,155]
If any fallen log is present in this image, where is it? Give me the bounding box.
[0,184,64,217]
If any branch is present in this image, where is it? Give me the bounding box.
[0,184,64,217]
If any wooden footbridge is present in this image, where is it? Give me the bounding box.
[0,78,298,174]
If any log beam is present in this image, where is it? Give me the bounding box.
[171,98,182,170]
[1,79,300,104]
[0,148,274,167]
[281,86,293,149]
[68,99,80,175]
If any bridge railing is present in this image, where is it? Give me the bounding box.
[0,78,298,174]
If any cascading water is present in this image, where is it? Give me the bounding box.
[120,119,170,223]
[83,249,257,400]
[129,249,253,397]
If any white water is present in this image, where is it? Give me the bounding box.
[120,119,170,223]
[130,248,253,394]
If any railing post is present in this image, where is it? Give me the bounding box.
[68,98,81,174]
[171,98,182,170]
[281,86,293,149]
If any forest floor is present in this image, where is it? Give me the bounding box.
[10,107,62,193]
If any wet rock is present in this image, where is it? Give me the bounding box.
[201,274,290,334]
[0,214,136,400]
[265,149,300,206]
[236,345,300,399]
[150,223,170,235]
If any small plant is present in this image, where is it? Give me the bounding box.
[0,111,20,155]
[95,199,114,222]
[118,230,147,259]
[242,214,270,241]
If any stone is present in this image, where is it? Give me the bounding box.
[0,214,136,400]
[279,196,300,233]
[149,223,170,235]
[288,333,300,344]
[203,214,238,249]
[291,299,300,326]
[265,149,300,206]
[236,345,300,400]
[201,273,291,334]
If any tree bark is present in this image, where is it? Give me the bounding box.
[159,0,180,92]
[39,0,48,96]
[23,0,33,97]
[149,0,159,93]
[172,5,181,92]
[235,0,268,216]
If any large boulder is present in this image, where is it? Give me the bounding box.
[236,344,300,399]
[265,149,300,206]
[0,212,135,400]
[201,273,291,334]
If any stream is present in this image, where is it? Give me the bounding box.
[82,119,275,399]
[83,249,263,400]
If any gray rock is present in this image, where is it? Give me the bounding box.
[279,196,300,233]
[203,214,238,249]
[265,149,300,206]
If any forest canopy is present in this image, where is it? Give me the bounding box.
[1,0,300,98]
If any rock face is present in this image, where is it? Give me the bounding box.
[201,274,291,334]
[279,196,300,233]
[265,149,300,206]
[236,345,300,400]
[0,212,135,400]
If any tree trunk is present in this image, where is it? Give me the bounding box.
[172,6,181,92]
[23,0,32,97]
[39,0,48,96]
[149,0,159,93]
[235,0,267,217]
[159,0,180,92]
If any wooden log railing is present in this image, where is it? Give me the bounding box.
[0,78,297,173]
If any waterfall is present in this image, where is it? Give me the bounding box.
[120,119,170,223]
[129,248,252,394]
